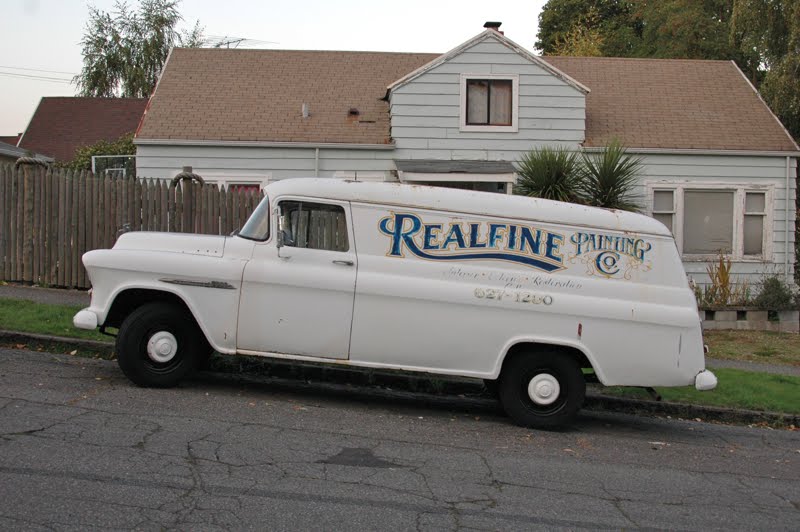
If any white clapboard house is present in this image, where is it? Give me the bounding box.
[134,22,799,286]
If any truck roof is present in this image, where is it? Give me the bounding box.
[265,178,672,237]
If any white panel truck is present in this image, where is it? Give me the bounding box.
[75,179,716,428]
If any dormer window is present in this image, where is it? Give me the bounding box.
[460,74,519,132]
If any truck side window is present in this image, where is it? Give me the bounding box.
[278,201,349,252]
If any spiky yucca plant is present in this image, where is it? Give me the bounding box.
[515,146,583,203]
[579,139,642,212]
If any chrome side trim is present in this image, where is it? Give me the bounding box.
[159,278,236,290]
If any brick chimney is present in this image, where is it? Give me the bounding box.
[483,21,503,35]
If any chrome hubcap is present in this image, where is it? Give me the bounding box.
[146,331,178,363]
[527,373,560,405]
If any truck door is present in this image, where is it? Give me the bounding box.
[237,198,356,359]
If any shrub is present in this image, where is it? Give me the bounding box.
[515,146,583,203]
[694,254,750,308]
[578,139,643,212]
[515,139,643,213]
[754,276,796,310]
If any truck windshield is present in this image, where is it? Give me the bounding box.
[238,195,270,241]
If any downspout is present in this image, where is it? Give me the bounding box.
[314,147,320,177]
[785,155,791,284]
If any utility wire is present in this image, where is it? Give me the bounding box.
[0,65,77,75]
[0,71,73,83]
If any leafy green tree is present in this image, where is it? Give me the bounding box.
[536,0,642,56]
[74,0,203,98]
[731,0,800,140]
[579,140,643,212]
[551,7,605,56]
[515,146,584,203]
[636,0,738,60]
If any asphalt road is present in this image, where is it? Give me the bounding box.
[1,349,798,531]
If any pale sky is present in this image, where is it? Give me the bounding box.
[0,0,548,136]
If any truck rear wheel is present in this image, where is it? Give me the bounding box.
[116,302,200,387]
[498,351,585,428]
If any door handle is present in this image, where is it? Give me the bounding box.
[332,260,354,266]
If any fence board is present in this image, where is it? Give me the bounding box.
[0,166,7,279]
[56,172,65,286]
[49,170,58,285]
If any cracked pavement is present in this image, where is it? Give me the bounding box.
[0,348,798,530]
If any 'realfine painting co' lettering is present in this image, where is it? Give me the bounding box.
[379,212,565,272]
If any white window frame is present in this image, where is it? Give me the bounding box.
[645,181,773,261]
[459,73,519,133]
[194,171,271,191]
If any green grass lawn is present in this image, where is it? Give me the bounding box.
[0,298,109,342]
[603,367,800,414]
[704,330,800,367]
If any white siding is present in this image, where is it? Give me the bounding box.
[636,153,796,287]
[135,144,397,182]
[389,39,586,161]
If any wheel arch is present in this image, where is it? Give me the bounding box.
[104,287,215,350]
[491,337,605,383]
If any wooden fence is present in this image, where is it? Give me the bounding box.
[0,164,263,289]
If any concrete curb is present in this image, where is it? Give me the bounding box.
[1,329,796,427]
[0,329,114,353]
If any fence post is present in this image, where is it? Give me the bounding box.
[172,166,203,234]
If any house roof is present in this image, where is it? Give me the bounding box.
[137,44,798,153]
[0,140,53,162]
[541,56,799,152]
[18,97,147,161]
[136,48,439,144]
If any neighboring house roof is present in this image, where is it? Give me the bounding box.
[0,135,20,146]
[136,48,439,144]
[542,56,799,152]
[18,97,147,161]
[0,140,53,162]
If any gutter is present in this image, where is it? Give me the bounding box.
[134,138,397,150]
[582,146,800,158]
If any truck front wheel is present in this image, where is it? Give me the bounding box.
[116,302,200,387]
[498,351,585,428]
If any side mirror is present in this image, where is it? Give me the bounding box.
[277,230,284,248]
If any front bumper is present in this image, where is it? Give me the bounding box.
[695,369,717,391]
[73,309,98,330]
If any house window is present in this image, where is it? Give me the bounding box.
[648,185,771,259]
[652,190,675,233]
[466,79,512,126]
[460,74,519,132]
[683,190,734,254]
[198,172,270,191]
[744,192,766,255]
